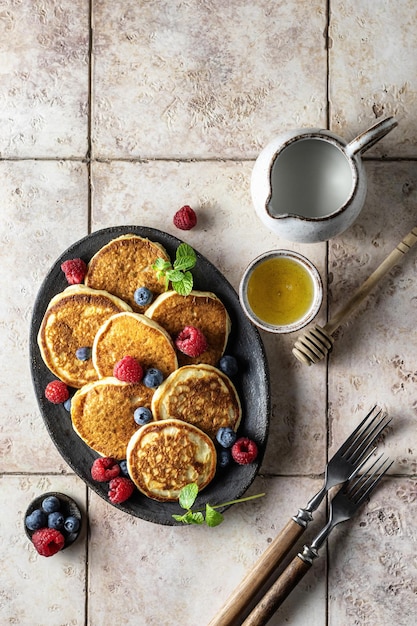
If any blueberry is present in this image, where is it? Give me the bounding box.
[216,427,237,448]
[119,460,130,476]
[64,397,72,412]
[217,448,232,469]
[134,287,153,307]
[76,346,91,361]
[64,516,80,533]
[48,511,65,530]
[25,508,47,531]
[219,355,238,377]
[42,496,61,513]
[134,406,153,426]
[143,368,163,388]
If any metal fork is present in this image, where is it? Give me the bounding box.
[242,454,394,626]
[208,406,391,626]
[292,405,391,529]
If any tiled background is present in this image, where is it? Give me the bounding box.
[1,1,416,625]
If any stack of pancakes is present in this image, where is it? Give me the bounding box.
[38,234,241,502]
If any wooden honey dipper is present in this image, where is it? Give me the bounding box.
[292,226,417,365]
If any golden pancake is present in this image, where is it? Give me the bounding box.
[145,290,231,366]
[71,377,154,460]
[92,311,178,380]
[152,364,241,439]
[126,418,217,502]
[84,234,170,312]
[37,285,132,388]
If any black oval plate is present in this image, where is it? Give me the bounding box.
[30,226,270,525]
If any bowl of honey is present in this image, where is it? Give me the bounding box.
[239,250,323,333]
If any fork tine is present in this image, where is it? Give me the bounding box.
[346,413,392,464]
[347,454,394,504]
[348,446,377,479]
[337,405,381,457]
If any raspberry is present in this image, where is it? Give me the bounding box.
[91,457,121,482]
[175,326,208,357]
[108,476,135,504]
[61,258,87,285]
[32,527,65,557]
[113,356,143,383]
[45,380,70,404]
[173,205,197,230]
[231,437,258,465]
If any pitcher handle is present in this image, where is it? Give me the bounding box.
[345,116,398,157]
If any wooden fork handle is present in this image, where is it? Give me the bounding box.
[208,519,304,626]
[242,555,312,626]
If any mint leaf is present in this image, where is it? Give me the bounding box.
[175,243,196,269]
[153,258,171,271]
[205,505,224,527]
[172,510,204,525]
[187,511,204,525]
[172,483,265,526]
[152,244,196,295]
[166,269,185,283]
[179,483,198,509]
[173,271,193,296]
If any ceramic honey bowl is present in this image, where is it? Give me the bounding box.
[251,117,397,243]
[239,250,323,334]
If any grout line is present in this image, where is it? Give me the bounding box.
[87,0,94,234]
[325,1,331,624]
[0,155,415,163]
[326,0,331,131]
[84,482,90,626]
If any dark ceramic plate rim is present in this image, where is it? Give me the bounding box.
[30,226,271,525]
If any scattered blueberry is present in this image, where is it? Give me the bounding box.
[119,460,130,476]
[134,287,153,307]
[143,368,164,388]
[64,516,80,533]
[64,397,72,412]
[76,346,91,361]
[134,406,153,426]
[48,511,65,530]
[42,496,61,513]
[216,427,237,448]
[219,355,238,377]
[217,448,232,469]
[25,509,47,531]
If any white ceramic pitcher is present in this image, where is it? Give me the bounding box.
[251,117,398,243]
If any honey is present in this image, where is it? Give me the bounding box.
[246,256,315,326]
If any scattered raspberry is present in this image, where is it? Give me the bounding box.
[175,326,208,357]
[91,457,121,482]
[45,380,70,404]
[231,437,258,465]
[113,356,143,383]
[173,205,197,230]
[61,258,87,285]
[32,527,65,557]
[108,476,135,504]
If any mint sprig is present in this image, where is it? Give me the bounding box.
[153,243,197,296]
[172,483,265,527]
